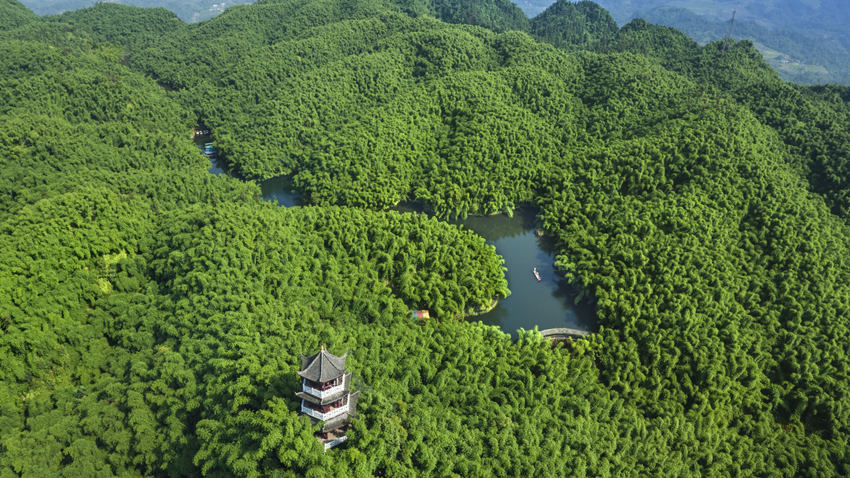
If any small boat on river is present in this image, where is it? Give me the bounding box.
[533,267,542,282]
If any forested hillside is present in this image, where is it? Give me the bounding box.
[3,0,850,476]
[49,3,184,49]
[118,0,850,220]
[401,0,530,32]
[0,0,36,28]
[530,0,617,49]
[595,18,850,219]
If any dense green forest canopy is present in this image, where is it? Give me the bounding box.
[513,0,850,84]
[24,0,850,83]
[397,0,530,32]
[530,0,617,49]
[591,18,850,220]
[621,5,850,85]
[48,3,185,49]
[3,0,850,475]
[104,0,850,220]
[0,0,36,28]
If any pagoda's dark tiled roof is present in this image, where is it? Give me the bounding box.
[298,348,348,383]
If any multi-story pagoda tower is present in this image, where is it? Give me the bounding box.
[296,346,359,450]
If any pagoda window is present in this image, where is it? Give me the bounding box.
[303,399,346,413]
[304,377,341,391]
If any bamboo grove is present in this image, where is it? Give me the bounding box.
[2,0,850,476]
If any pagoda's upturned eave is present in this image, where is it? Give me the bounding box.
[298,350,348,382]
[319,414,352,432]
[296,388,347,405]
[302,391,360,431]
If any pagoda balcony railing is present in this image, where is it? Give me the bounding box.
[301,403,349,421]
[302,381,344,399]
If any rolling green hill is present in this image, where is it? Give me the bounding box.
[0,0,37,28]
[530,0,617,49]
[3,0,850,475]
[49,3,184,48]
[399,0,531,32]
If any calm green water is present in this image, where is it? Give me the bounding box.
[198,135,595,336]
[259,176,301,207]
[197,136,301,206]
[451,210,595,336]
[196,135,227,176]
[209,158,227,176]
[397,206,597,337]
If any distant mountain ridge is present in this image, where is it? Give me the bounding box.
[518,0,850,85]
[19,0,850,84]
[523,0,850,30]
[19,0,529,24]
[629,4,850,85]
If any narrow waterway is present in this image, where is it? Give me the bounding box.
[455,209,596,337]
[259,175,301,207]
[197,134,227,176]
[197,134,302,206]
[197,135,596,337]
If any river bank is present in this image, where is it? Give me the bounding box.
[197,134,596,337]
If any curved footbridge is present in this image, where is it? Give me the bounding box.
[539,327,591,340]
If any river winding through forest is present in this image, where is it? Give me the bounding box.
[201,136,596,337]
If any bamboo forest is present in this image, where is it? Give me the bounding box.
[2,0,850,476]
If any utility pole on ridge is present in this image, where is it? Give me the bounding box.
[722,10,737,52]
